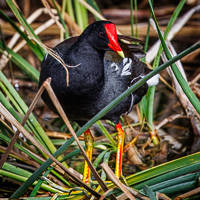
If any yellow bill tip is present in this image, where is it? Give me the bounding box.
[117,50,125,58]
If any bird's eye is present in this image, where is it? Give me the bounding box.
[98,32,104,38]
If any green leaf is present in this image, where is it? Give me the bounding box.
[147,0,187,130]
[134,162,200,190]
[51,0,69,39]
[101,151,112,180]
[6,0,45,57]
[0,42,39,83]
[6,0,44,44]
[0,169,60,193]
[143,185,157,200]
[96,120,116,148]
[0,71,59,155]
[0,9,44,61]
[93,150,108,169]
[74,0,88,30]
[150,172,200,192]
[148,0,200,114]
[158,180,196,196]
[2,162,32,177]
[127,152,200,185]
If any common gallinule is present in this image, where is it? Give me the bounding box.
[39,20,158,182]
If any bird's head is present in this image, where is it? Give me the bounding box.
[83,20,125,58]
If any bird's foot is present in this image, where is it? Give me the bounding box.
[115,123,125,178]
[121,58,132,76]
[83,129,94,185]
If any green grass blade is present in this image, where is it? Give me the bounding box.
[0,10,44,61]
[0,82,22,117]
[0,133,43,164]
[93,150,108,169]
[86,0,102,21]
[143,19,151,56]
[30,167,54,197]
[147,0,187,130]
[80,2,88,29]
[152,0,186,70]
[158,180,197,196]
[2,162,32,177]
[61,149,81,162]
[139,19,151,120]
[153,0,186,68]
[86,0,101,13]
[127,152,200,185]
[0,86,47,149]
[101,151,112,180]
[0,71,58,155]
[11,41,200,199]
[96,120,116,148]
[149,0,200,114]
[25,198,51,200]
[0,42,39,83]
[6,0,44,43]
[149,173,199,192]
[134,162,200,190]
[130,0,134,37]
[51,0,69,39]
[0,133,69,188]
[143,185,157,200]
[0,111,70,186]
[134,0,138,37]
[6,0,45,56]
[74,0,85,31]
[66,0,75,20]
[74,0,88,30]
[146,87,156,130]
[0,169,60,193]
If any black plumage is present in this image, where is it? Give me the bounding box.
[39,20,148,124]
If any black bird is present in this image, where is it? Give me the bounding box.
[39,20,156,181]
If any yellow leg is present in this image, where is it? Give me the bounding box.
[115,123,125,178]
[82,129,94,184]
